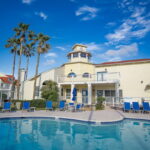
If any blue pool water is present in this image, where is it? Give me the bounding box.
[0,118,150,150]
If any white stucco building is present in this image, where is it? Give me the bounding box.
[20,44,150,105]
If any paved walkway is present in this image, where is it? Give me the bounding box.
[0,109,150,123]
[117,110,150,121]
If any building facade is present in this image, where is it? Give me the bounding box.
[0,73,14,103]
[21,44,150,104]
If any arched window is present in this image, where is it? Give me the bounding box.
[68,72,76,78]
[82,73,90,78]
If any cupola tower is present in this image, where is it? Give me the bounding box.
[67,44,92,63]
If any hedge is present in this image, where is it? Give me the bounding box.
[10,99,58,110]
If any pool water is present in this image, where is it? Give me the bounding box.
[0,118,150,150]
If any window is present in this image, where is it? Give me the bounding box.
[97,90,103,97]
[67,72,76,78]
[80,53,86,58]
[35,86,40,96]
[73,53,78,58]
[97,72,107,81]
[119,90,123,97]
[61,88,63,96]
[1,83,4,88]
[82,73,90,78]
[88,55,91,60]
[105,90,116,97]
[8,78,13,82]
[66,89,71,99]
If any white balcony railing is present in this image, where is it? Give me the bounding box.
[57,72,120,84]
[0,86,11,91]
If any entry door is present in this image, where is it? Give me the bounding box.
[97,72,107,81]
[82,89,88,104]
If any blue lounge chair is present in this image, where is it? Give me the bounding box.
[132,102,140,112]
[22,102,30,111]
[76,104,82,111]
[123,102,131,112]
[2,102,11,112]
[46,101,53,111]
[59,101,65,110]
[69,103,74,106]
[142,102,150,112]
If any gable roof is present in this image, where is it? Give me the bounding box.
[0,75,14,84]
[95,59,150,66]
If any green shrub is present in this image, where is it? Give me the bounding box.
[4,99,59,110]
[30,99,46,108]
[41,80,59,102]
[96,97,105,110]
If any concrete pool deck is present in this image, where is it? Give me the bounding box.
[0,109,150,123]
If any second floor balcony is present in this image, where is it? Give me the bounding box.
[0,84,11,91]
[57,72,120,84]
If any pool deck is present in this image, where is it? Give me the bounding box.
[0,109,150,123]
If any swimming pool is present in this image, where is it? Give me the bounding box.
[0,118,150,150]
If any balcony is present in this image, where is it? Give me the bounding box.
[57,72,120,84]
[0,85,11,91]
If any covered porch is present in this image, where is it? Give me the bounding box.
[58,82,120,105]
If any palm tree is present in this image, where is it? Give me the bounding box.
[24,42,35,80]
[14,23,29,99]
[33,33,51,99]
[5,37,19,99]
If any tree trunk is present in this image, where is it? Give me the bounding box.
[10,51,17,99]
[33,53,40,99]
[25,56,30,80]
[17,43,23,100]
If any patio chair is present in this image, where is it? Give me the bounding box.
[142,102,150,113]
[68,102,75,111]
[46,101,53,111]
[76,104,82,111]
[59,101,65,110]
[123,102,131,112]
[132,102,141,112]
[2,102,11,112]
[22,102,30,111]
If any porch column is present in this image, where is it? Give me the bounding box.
[88,83,92,105]
[71,84,75,101]
[115,82,119,103]
[58,84,62,100]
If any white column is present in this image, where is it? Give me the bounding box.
[88,83,92,105]
[115,82,119,104]
[58,84,61,100]
[71,84,75,101]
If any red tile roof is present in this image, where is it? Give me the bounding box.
[95,59,150,66]
[0,75,15,84]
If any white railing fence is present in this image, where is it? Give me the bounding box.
[57,72,120,83]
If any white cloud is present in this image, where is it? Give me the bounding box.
[99,43,138,61]
[75,5,99,21]
[44,59,56,66]
[22,0,34,4]
[56,46,66,51]
[106,7,150,43]
[45,53,57,58]
[84,42,101,51]
[35,12,48,20]
[106,22,116,27]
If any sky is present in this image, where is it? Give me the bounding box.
[0,0,150,78]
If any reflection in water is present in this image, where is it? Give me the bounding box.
[0,119,150,150]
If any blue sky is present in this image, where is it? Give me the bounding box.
[0,0,150,78]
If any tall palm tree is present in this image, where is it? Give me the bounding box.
[33,33,51,99]
[14,23,29,99]
[5,37,19,99]
[24,42,35,80]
